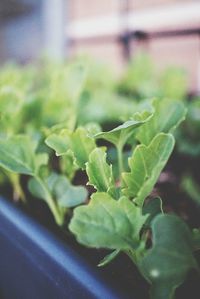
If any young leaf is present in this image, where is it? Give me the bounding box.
[70,127,96,169]
[86,148,117,199]
[122,133,175,207]
[69,193,147,250]
[28,172,88,208]
[94,112,152,148]
[140,214,198,299]
[137,98,187,146]
[45,129,71,156]
[0,135,47,176]
[46,127,96,169]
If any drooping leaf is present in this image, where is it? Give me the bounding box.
[28,172,87,208]
[140,214,198,299]
[69,193,147,250]
[137,98,187,146]
[122,133,175,207]
[94,112,152,148]
[0,135,47,176]
[86,148,117,199]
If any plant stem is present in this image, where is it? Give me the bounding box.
[36,177,64,226]
[9,173,26,203]
[117,143,124,180]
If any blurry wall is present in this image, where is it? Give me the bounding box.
[68,0,200,93]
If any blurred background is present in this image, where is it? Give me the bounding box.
[0,0,200,93]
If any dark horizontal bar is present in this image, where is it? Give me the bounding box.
[128,27,200,40]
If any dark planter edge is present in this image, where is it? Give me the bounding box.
[0,196,130,299]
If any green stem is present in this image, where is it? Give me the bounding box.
[36,177,64,226]
[117,143,124,180]
[9,173,26,203]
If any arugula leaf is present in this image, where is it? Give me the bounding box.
[86,148,117,199]
[46,127,96,169]
[70,127,96,169]
[137,98,186,145]
[122,133,175,207]
[0,135,48,176]
[94,112,152,148]
[28,172,87,208]
[69,193,147,250]
[140,214,198,299]
[45,129,71,156]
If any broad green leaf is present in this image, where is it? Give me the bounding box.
[122,133,175,207]
[140,214,198,299]
[69,193,147,250]
[137,98,186,145]
[28,172,87,208]
[98,249,120,267]
[94,112,152,148]
[46,127,96,169]
[86,148,117,199]
[0,135,47,175]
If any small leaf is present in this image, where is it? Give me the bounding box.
[0,135,46,176]
[70,127,96,169]
[86,148,117,199]
[45,129,71,156]
[98,250,120,267]
[122,133,175,207]
[28,172,88,208]
[69,193,147,250]
[94,112,152,148]
[140,214,198,299]
[137,98,187,145]
[46,127,96,169]
[50,174,88,207]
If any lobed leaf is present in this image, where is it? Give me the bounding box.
[69,193,147,250]
[137,98,187,146]
[46,127,96,169]
[122,133,175,207]
[140,214,198,299]
[86,148,117,199]
[0,135,47,176]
